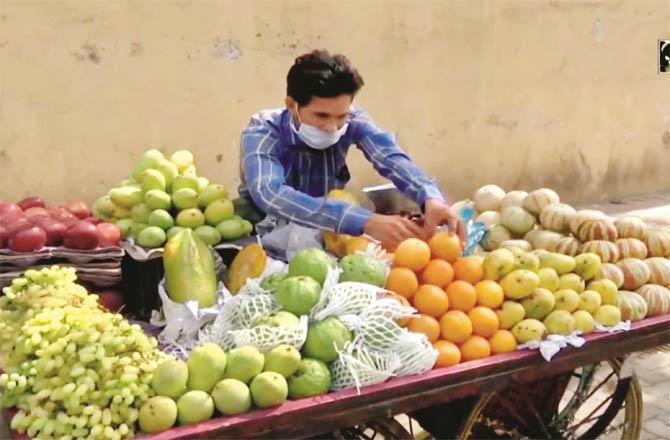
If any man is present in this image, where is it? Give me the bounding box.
[238,49,465,253]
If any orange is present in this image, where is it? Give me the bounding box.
[475,280,504,309]
[460,335,491,361]
[393,238,431,272]
[413,285,449,318]
[428,232,462,263]
[407,314,441,343]
[433,340,462,368]
[385,267,419,299]
[420,259,454,288]
[446,280,477,312]
[453,257,484,284]
[346,236,372,255]
[439,310,473,344]
[385,293,412,327]
[468,306,500,338]
[489,329,518,354]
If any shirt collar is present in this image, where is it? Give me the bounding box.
[279,109,300,146]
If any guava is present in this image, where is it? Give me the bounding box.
[288,248,335,285]
[288,358,331,399]
[176,208,205,228]
[144,189,172,210]
[303,317,352,363]
[339,254,386,287]
[198,184,229,208]
[194,225,222,246]
[151,359,188,398]
[132,149,165,181]
[131,203,152,223]
[186,343,228,392]
[204,199,235,225]
[172,175,200,193]
[211,379,251,415]
[148,209,175,230]
[167,226,186,241]
[252,311,300,328]
[139,396,177,433]
[140,168,167,192]
[260,272,288,292]
[216,217,248,240]
[249,372,288,408]
[224,346,265,384]
[263,344,302,377]
[172,188,199,210]
[176,390,214,425]
[275,276,322,316]
[170,150,194,172]
[137,226,167,248]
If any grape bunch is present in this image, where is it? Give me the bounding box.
[0,266,171,439]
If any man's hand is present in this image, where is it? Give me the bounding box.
[363,213,427,251]
[423,199,467,245]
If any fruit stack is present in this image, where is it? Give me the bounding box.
[454,185,670,321]
[384,231,649,369]
[137,342,329,433]
[0,266,170,439]
[92,149,253,250]
[0,198,123,288]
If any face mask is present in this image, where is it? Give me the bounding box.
[291,107,348,150]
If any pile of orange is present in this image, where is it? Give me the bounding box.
[386,233,517,369]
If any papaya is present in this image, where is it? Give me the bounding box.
[163,229,217,307]
[322,189,360,258]
[224,243,268,294]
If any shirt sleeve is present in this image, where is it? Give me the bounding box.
[351,110,446,207]
[241,123,373,235]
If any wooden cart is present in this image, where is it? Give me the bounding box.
[4,315,668,439]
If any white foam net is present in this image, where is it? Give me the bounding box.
[392,331,439,377]
[311,282,385,321]
[229,315,309,353]
[330,342,400,392]
[309,265,342,318]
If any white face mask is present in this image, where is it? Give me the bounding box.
[291,107,348,150]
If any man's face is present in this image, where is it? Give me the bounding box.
[287,94,353,133]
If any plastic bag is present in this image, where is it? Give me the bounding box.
[517,332,586,361]
[458,205,488,256]
[259,217,323,261]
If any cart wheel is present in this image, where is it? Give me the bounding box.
[457,357,642,439]
[329,416,413,440]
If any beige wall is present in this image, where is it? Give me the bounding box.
[1,0,669,206]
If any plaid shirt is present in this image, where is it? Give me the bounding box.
[238,107,445,235]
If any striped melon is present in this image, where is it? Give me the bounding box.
[617,291,648,321]
[522,188,560,216]
[482,225,513,251]
[594,263,625,288]
[636,284,670,317]
[645,229,670,258]
[645,258,670,286]
[500,240,533,252]
[551,237,582,256]
[582,241,620,264]
[577,219,618,243]
[614,216,647,241]
[616,238,649,260]
[500,191,528,211]
[540,203,576,232]
[500,207,537,236]
[616,258,651,290]
[569,210,607,236]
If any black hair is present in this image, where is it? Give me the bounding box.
[286,49,365,106]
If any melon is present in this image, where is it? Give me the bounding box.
[577,219,618,243]
[645,229,670,258]
[645,257,670,286]
[482,225,513,251]
[635,284,670,317]
[617,291,648,321]
[499,240,533,252]
[594,263,625,288]
[500,207,537,236]
[476,211,501,228]
[551,237,582,256]
[569,210,607,236]
[522,188,560,217]
[616,258,651,290]
[614,216,647,241]
[582,241,620,264]
[616,238,649,260]
[500,191,528,211]
[474,185,505,212]
[539,203,576,232]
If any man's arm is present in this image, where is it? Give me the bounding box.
[242,126,372,235]
[352,110,466,242]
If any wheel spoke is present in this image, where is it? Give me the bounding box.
[568,393,614,431]
[582,370,616,402]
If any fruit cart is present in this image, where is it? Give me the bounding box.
[6,314,665,439]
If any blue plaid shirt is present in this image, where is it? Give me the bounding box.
[238,107,445,235]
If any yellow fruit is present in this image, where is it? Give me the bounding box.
[433,340,462,368]
[394,239,431,271]
[475,280,505,309]
[489,329,518,354]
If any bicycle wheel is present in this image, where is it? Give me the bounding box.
[457,357,642,439]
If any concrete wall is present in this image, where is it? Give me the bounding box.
[1,0,669,206]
